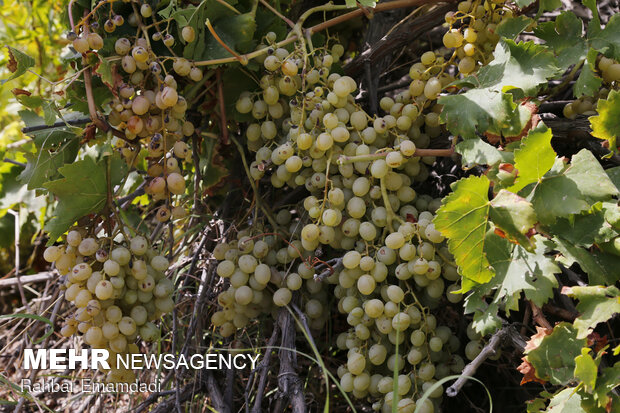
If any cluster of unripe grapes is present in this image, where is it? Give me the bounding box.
[212,36,493,411]
[212,225,329,338]
[442,0,511,75]
[44,230,174,383]
[68,1,200,222]
[563,55,619,119]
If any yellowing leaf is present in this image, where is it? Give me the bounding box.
[590,89,620,152]
[434,176,494,289]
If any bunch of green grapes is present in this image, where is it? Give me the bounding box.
[563,55,619,119]
[43,229,174,383]
[442,0,513,76]
[211,212,331,338]
[223,38,476,411]
[71,3,199,222]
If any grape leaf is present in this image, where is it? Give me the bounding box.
[439,40,561,138]
[588,13,620,60]
[198,13,257,61]
[485,234,559,312]
[455,137,504,167]
[18,140,80,190]
[478,40,561,98]
[606,166,620,190]
[574,348,597,392]
[43,156,127,243]
[514,0,536,7]
[1,46,35,84]
[439,88,521,139]
[593,363,620,409]
[562,285,620,339]
[549,205,618,247]
[526,322,586,386]
[589,89,620,152]
[496,16,533,40]
[555,237,620,285]
[534,11,587,69]
[545,388,584,412]
[564,149,619,201]
[574,48,603,98]
[434,176,494,288]
[464,286,503,335]
[489,190,537,248]
[508,122,556,193]
[531,150,618,224]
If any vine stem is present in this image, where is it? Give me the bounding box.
[230,136,279,231]
[259,0,295,28]
[194,0,446,67]
[337,147,454,165]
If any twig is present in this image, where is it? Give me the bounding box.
[3,158,26,167]
[275,309,306,413]
[206,19,247,64]
[248,324,280,413]
[116,182,146,209]
[0,272,54,288]
[216,69,229,145]
[21,118,90,133]
[7,210,28,311]
[446,326,511,397]
[542,303,578,321]
[529,301,553,330]
[260,0,295,28]
[314,258,343,281]
[194,0,448,68]
[364,60,378,116]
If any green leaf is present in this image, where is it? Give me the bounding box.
[526,322,586,386]
[1,46,35,84]
[514,0,536,7]
[564,149,619,201]
[464,287,503,335]
[594,363,620,408]
[562,285,620,339]
[455,137,503,166]
[534,12,587,69]
[538,0,562,13]
[555,237,620,285]
[574,48,603,98]
[439,40,561,138]
[574,348,597,392]
[606,166,620,190]
[508,122,556,193]
[204,13,256,57]
[434,176,494,288]
[489,190,537,248]
[485,234,559,311]
[546,388,584,412]
[590,89,620,152]
[42,155,127,243]
[496,16,533,40]
[479,40,561,98]
[588,13,620,60]
[549,204,618,247]
[18,140,80,190]
[531,150,618,224]
[439,88,520,139]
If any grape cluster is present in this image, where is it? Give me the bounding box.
[208,34,486,411]
[71,6,199,222]
[563,55,619,119]
[211,224,329,338]
[44,230,174,383]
